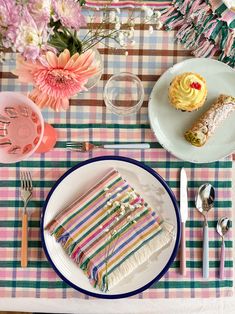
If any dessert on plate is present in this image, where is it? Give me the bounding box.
[168,72,207,112]
[184,94,235,147]
[46,168,173,292]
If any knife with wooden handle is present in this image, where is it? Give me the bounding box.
[180,168,188,276]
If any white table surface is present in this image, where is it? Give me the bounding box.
[0,165,234,314]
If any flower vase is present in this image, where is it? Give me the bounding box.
[84,48,103,91]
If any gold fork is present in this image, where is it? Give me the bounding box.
[20,171,33,267]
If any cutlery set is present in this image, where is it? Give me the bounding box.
[180,168,230,279]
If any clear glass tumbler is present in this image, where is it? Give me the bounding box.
[104,72,145,116]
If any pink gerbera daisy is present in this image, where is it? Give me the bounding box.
[14,49,101,111]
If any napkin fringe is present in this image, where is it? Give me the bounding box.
[100,221,174,292]
[161,0,235,67]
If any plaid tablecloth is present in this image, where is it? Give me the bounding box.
[0,12,233,299]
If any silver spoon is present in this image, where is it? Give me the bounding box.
[195,183,215,279]
[216,217,230,280]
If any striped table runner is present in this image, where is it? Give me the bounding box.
[0,11,233,299]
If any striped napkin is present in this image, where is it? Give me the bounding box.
[46,168,173,292]
[161,0,235,67]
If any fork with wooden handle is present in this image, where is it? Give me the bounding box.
[20,171,33,267]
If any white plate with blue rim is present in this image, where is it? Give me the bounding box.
[41,156,180,299]
[148,58,235,163]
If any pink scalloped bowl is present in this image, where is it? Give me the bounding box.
[0,92,44,163]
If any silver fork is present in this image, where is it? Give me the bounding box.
[20,171,33,268]
[66,142,150,152]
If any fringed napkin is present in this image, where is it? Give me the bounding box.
[161,0,235,67]
[46,168,173,292]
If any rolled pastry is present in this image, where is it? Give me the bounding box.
[184,94,235,147]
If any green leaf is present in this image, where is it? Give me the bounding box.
[49,30,83,55]
[78,0,86,6]
[48,35,68,53]
[49,18,62,31]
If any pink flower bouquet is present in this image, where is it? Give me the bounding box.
[0,0,161,111]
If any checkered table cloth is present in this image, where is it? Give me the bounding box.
[0,9,233,299]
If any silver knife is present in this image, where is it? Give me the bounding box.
[180,167,188,275]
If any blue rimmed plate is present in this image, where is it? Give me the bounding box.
[41,156,180,299]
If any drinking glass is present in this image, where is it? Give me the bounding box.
[104,72,145,116]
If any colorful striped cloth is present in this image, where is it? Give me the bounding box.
[46,168,173,292]
[0,10,233,299]
[161,0,235,67]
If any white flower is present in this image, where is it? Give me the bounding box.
[129,192,136,199]
[115,15,120,23]
[109,11,116,22]
[112,0,119,2]
[119,39,125,46]
[156,21,163,30]
[154,10,161,19]
[125,51,128,56]
[17,25,41,47]
[127,28,134,39]
[0,52,5,63]
[104,187,109,191]
[116,8,120,14]
[149,25,153,34]
[141,5,148,11]
[145,8,154,17]
[115,23,121,30]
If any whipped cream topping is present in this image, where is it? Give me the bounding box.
[170,73,207,110]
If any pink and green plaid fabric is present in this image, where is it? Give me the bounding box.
[162,0,235,67]
[0,8,233,299]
